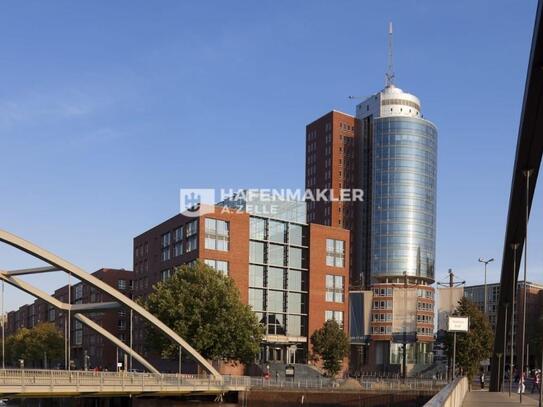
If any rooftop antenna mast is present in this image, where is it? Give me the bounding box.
[385,21,395,87]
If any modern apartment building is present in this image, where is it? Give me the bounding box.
[132,197,349,373]
[6,268,133,370]
[306,80,438,373]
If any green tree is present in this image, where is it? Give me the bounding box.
[310,320,349,377]
[143,261,263,365]
[446,297,494,381]
[6,323,64,368]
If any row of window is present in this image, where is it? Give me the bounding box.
[417,302,434,311]
[417,327,433,335]
[249,288,307,315]
[250,241,307,269]
[161,220,199,261]
[417,314,433,324]
[372,313,392,322]
[254,312,307,337]
[372,287,434,299]
[249,265,307,292]
[372,300,434,311]
[250,217,306,246]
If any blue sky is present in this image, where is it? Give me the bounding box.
[0,0,540,311]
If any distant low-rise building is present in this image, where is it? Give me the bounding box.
[6,268,133,370]
[464,281,543,368]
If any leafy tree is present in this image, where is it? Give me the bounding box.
[310,320,349,377]
[6,323,64,368]
[143,261,263,365]
[445,297,493,381]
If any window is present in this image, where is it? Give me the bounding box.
[288,269,307,292]
[174,226,184,242]
[249,288,264,311]
[289,247,307,269]
[117,280,128,290]
[250,241,265,263]
[268,244,285,266]
[74,284,83,300]
[267,290,285,313]
[205,218,229,251]
[326,239,344,267]
[186,220,198,236]
[174,226,184,257]
[249,265,264,287]
[160,269,171,282]
[289,224,305,246]
[286,315,306,337]
[325,275,344,303]
[288,292,306,314]
[325,310,344,327]
[250,217,266,240]
[48,307,56,322]
[204,259,229,275]
[161,232,171,261]
[268,267,284,290]
[267,313,285,335]
[74,329,83,346]
[269,220,286,243]
[186,235,197,252]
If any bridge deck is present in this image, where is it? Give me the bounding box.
[0,369,446,398]
[0,369,247,397]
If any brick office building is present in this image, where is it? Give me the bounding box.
[6,268,133,370]
[132,197,349,373]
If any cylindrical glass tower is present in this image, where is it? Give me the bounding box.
[356,84,438,369]
[371,116,437,282]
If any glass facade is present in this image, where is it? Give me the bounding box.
[248,216,308,341]
[371,117,437,281]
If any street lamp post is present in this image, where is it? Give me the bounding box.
[520,169,533,404]
[478,258,494,318]
[510,243,519,397]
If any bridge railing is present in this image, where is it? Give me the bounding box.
[0,369,445,393]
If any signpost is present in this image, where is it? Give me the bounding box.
[448,316,469,380]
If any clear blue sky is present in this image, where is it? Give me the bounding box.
[0,0,541,311]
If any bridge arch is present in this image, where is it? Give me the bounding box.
[0,229,221,379]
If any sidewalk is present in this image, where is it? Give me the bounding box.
[463,390,539,406]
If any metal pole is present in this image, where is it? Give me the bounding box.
[67,272,71,371]
[179,346,182,374]
[503,304,508,392]
[1,280,4,370]
[129,309,133,371]
[520,169,532,403]
[510,243,519,397]
[484,263,488,317]
[528,343,530,374]
[539,350,542,407]
[453,332,457,380]
[64,313,68,369]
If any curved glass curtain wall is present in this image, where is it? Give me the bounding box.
[371,117,437,281]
